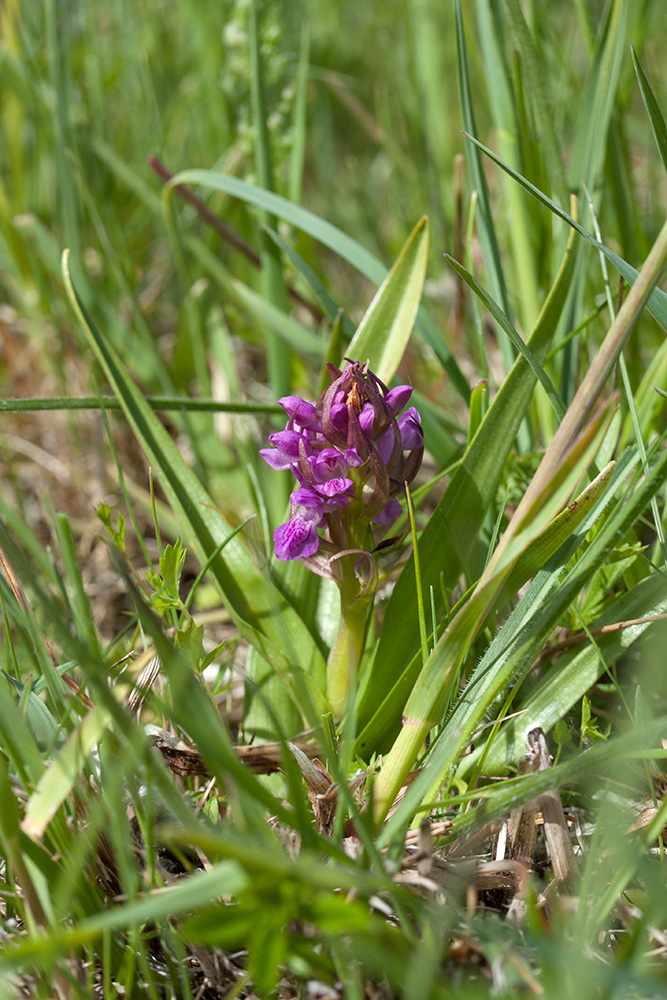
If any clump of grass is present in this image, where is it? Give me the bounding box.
[1,1,667,997]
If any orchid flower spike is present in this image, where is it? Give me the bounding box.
[260,359,424,566]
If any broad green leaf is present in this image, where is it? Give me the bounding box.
[1,671,64,754]
[0,670,47,788]
[62,251,326,726]
[346,216,429,384]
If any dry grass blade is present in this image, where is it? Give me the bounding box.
[288,742,366,837]
[531,734,577,891]
[146,725,321,778]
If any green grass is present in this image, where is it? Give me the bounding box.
[1,0,667,997]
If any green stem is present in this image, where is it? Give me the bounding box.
[327,557,373,718]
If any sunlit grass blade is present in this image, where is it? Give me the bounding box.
[463,130,667,329]
[0,396,283,414]
[346,216,429,383]
[466,378,487,446]
[263,224,356,339]
[455,0,514,374]
[444,252,566,418]
[248,0,290,398]
[498,214,667,555]
[450,718,667,839]
[288,23,310,206]
[467,573,667,777]
[568,0,626,193]
[20,706,112,840]
[502,0,568,206]
[437,441,667,779]
[475,0,541,329]
[371,395,614,828]
[354,460,615,760]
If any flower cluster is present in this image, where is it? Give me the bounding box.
[260,360,424,562]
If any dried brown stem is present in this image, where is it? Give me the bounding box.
[147,158,324,321]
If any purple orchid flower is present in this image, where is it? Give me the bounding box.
[262,360,424,562]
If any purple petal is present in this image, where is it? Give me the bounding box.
[268,429,307,459]
[321,494,351,512]
[342,448,364,469]
[385,385,413,415]
[398,407,424,449]
[313,476,353,498]
[259,448,294,471]
[274,515,320,561]
[310,448,349,481]
[291,488,324,519]
[278,396,320,429]
[329,402,348,434]
[378,426,395,464]
[373,497,402,526]
[358,404,376,437]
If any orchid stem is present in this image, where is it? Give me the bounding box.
[327,556,373,718]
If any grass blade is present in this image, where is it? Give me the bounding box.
[61,250,327,725]
[463,130,667,329]
[162,170,470,398]
[346,216,429,383]
[356,219,580,738]
[632,45,667,176]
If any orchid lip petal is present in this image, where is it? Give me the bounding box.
[273,515,320,561]
[313,477,354,498]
